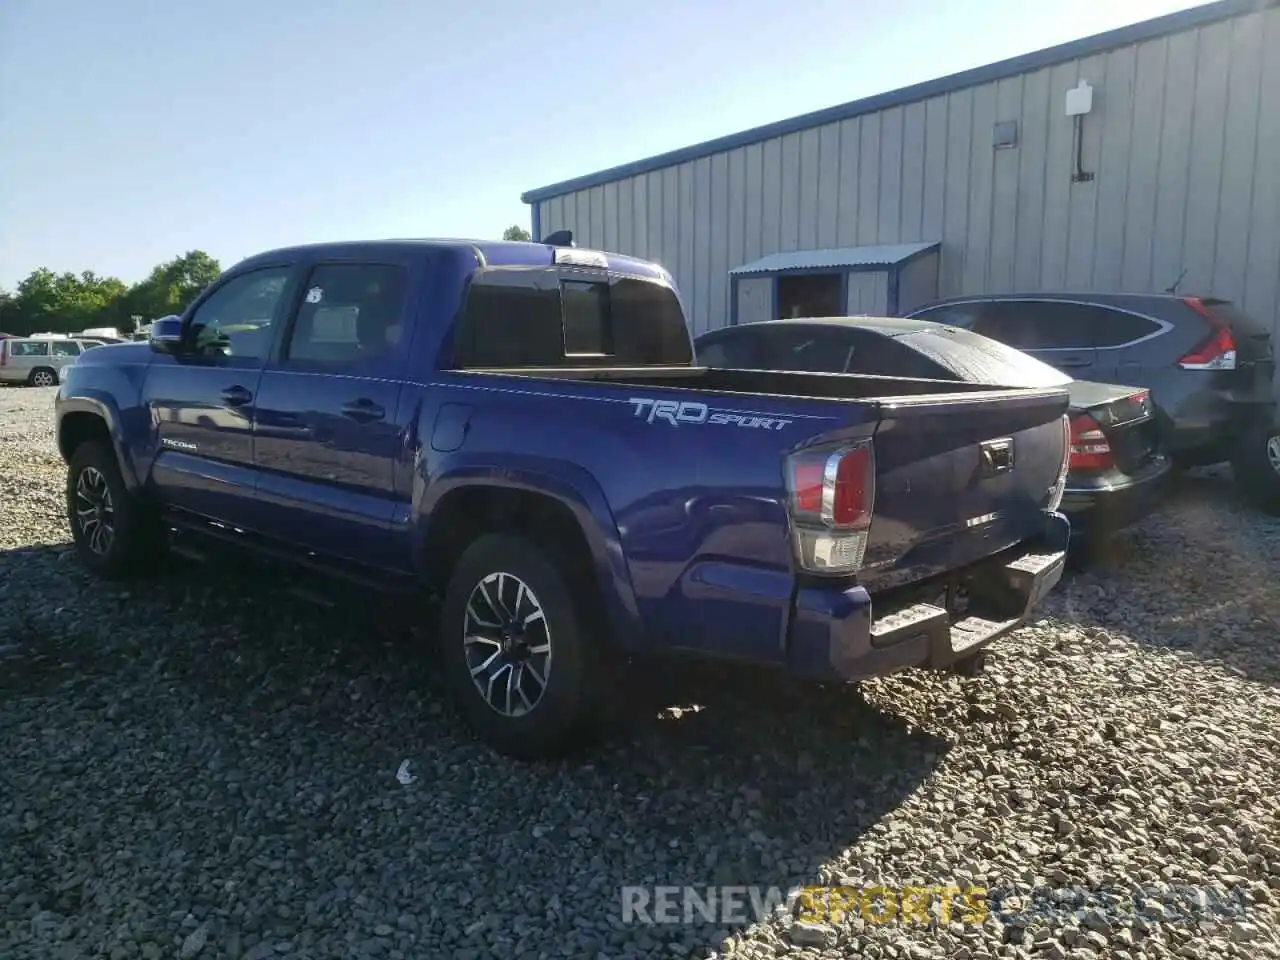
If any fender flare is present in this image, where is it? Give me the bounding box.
[56,394,141,492]
[418,455,642,651]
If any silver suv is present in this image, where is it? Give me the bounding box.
[0,336,107,387]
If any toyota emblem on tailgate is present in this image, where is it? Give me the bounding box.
[979,437,1015,477]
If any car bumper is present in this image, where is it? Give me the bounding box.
[1164,393,1276,455]
[786,511,1070,682]
[1059,459,1173,542]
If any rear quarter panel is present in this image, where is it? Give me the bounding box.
[405,372,879,664]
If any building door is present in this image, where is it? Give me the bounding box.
[776,273,843,319]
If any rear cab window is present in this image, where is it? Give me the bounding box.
[454,268,693,369]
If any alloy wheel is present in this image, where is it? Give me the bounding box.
[463,572,552,717]
[75,466,115,555]
[32,370,56,387]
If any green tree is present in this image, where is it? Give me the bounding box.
[123,250,222,323]
[503,224,532,242]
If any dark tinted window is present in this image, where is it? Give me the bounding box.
[455,271,693,368]
[285,263,409,365]
[1091,308,1159,346]
[908,302,986,329]
[755,326,852,372]
[610,277,693,365]
[456,282,564,368]
[695,333,759,368]
[562,280,611,355]
[971,301,1094,350]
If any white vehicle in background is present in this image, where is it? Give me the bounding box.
[0,336,109,387]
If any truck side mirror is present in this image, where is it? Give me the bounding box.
[149,317,186,356]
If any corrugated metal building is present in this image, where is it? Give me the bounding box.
[522,0,1280,344]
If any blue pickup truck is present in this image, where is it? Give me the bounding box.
[54,236,1073,759]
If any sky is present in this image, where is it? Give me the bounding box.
[0,0,1209,290]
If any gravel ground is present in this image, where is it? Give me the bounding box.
[2,384,1278,960]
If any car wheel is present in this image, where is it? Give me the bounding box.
[28,367,57,387]
[66,441,164,579]
[1229,424,1280,516]
[439,533,607,760]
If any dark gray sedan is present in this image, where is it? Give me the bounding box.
[694,316,1173,563]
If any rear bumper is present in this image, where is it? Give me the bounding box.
[1163,391,1276,457]
[786,511,1070,682]
[1059,458,1173,542]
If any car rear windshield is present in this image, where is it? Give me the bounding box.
[454,270,694,368]
[899,325,1074,388]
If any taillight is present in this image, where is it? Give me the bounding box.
[1069,413,1112,471]
[785,441,875,575]
[1046,413,1071,511]
[1178,298,1236,370]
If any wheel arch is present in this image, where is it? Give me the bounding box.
[416,462,641,652]
[56,396,141,492]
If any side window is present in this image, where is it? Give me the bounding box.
[50,341,82,357]
[189,266,292,360]
[284,263,409,366]
[1091,307,1160,347]
[909,303,986,329]
[11,341,50,357]
[975,301,1117,351]
[695,334,759,368]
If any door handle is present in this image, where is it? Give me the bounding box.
[341,398,385,422]
[220,385,253,406]
[1054,357,1093,369]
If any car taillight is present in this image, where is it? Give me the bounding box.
[1069,412,1112,471]
[785,441,875,575]
[1178,298,1237,370]
[1046,413,1071,511]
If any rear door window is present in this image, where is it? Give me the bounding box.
[973,301,1101,350]
[907,302,988,329]
[10,341,50,357]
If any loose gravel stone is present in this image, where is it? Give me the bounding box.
[1,384,1278,959]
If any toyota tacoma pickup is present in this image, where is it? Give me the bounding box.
[54,235,1073,759]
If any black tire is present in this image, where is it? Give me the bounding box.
[27,367,58,388]
[438,533,608,761]
[66,441,164,579]
[1230,424,1280,516]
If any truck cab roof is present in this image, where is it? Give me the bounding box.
[233,238,671,284]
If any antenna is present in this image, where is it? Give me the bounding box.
[1165,268,1188,295]
[541,230,575,248]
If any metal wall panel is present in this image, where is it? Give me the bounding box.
[847,272,889,316]
[532,6,1280,351]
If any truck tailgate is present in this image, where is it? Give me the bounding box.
[858,387,1070,593]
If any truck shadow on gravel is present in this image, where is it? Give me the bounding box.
[1051,469,1280,685]
[0,543,948,958]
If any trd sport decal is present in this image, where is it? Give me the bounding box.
[628,397,791,431]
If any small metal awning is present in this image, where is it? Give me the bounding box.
[728,241,940,278]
